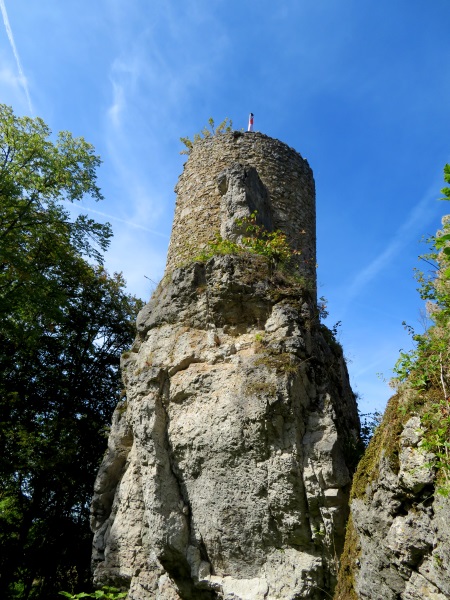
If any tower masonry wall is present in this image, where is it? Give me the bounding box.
[166,131,316,286]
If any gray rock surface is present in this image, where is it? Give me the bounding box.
[340,414,450,600]
[217,163,273,241]
[91,255,360,599]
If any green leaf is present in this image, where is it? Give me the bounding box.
[440,186,450,200]
[435,233,450,248]
[443,163,450,183]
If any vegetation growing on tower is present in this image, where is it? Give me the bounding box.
[192,211,301,270]
[179,117,233,154]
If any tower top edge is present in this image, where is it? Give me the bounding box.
[187,130,310,166]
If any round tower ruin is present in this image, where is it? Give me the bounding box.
[91,131,361,600]
[166,131,316,287]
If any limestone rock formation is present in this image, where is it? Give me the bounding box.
[90,132,360,599]
[91,255,359,599]
[217,163,273,241]
[334,392,450,600]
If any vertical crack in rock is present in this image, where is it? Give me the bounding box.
[91,399,135,586]
[158,369,219,599]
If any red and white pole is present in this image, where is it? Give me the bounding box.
[247,112,254,132]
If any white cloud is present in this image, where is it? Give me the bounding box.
[0,63,21,91]
[102,52,176,227]
[106,56,142,130]
[0,0,33,114]
[107,79,125,129]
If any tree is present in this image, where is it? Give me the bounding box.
[0,104,110,318]
[0,105,143,599]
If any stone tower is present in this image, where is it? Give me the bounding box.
[91,132,359,600]
[166,131,316,288]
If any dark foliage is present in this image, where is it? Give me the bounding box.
[0,105,142,599]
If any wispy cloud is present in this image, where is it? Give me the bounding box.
[107,79,125,129]
[68,202,169,239]
[345,179,443,303]
[0,0,33,114]
[107,57,140,130]
[104,55,172,224]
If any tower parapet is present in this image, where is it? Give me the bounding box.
[166,131,316,287]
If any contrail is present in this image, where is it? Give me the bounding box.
[344,178,442,305]
[0,0,33,114]
[69,202,170,239]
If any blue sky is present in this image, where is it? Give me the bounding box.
[2,0,450,414]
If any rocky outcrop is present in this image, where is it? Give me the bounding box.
[334,392,450,600]
[217,163,273,241]
[91,254,360,599]
[91,131,360,598]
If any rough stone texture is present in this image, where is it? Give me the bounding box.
[91,133,360,598]
[217,163,273,242]
[166,132,316,287]
[91,255,360,599]
[335,411,450,600]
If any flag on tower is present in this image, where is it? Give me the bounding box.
[248,113,254,132]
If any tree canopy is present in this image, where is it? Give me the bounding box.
[0,104,143,599]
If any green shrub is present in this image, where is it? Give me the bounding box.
[193,211,300,272]
[390,164,450,494]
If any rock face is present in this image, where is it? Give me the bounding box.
[91,256,359,599]
[334,394,450,600]
[91,133,360,599]
[217,163,273,241]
